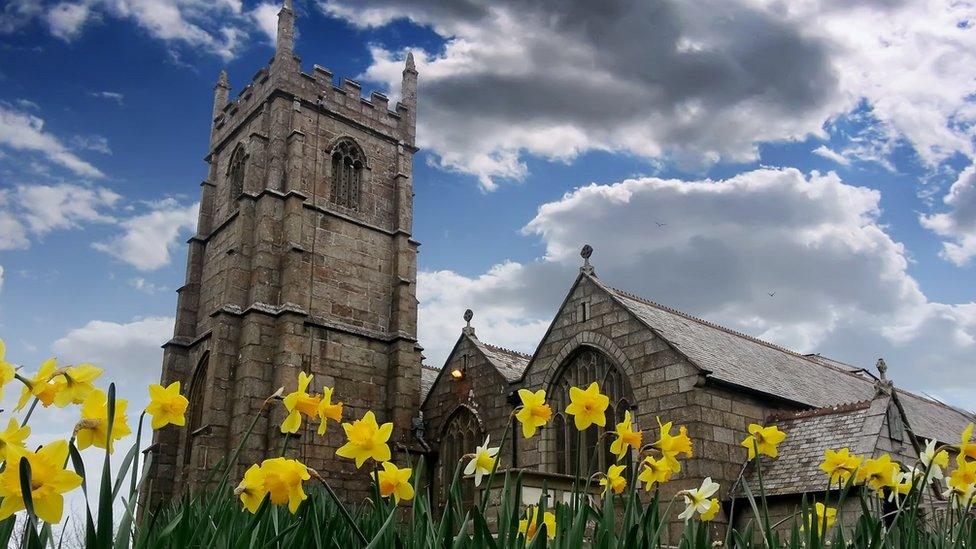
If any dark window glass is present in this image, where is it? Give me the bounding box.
[330,139,366,210]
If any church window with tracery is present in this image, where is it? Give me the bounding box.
[227,144,247,205]
[548,348,633,475]
[184,352,209,466]
[439,407,482,506]
[330,138,366,209]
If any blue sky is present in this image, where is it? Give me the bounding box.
[0,0,975,447]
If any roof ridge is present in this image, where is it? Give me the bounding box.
[605,284,813,361]
[481,341,532,359]
[767,400,874,422]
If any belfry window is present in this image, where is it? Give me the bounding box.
[548,348,633,474]
[227,145,247,204]
[330,138,366,209]
[439,407,482,507]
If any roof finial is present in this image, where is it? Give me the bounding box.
[462,309,475,336]
[404,51,417,73]
[217,69,229,87]
[876,357,888,380]
[580,244,595,275]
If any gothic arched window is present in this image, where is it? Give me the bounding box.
[183,352,209,466]
[439,407,482,506]
[227,144,247,204]
[330,138,365,209]
[548,348,633,475]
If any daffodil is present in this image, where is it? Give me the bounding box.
[638,455,673,490]
[0,339,16,402]
[515,389,552,438]
[15,358,62,410]
[610,410,642,461]
[0,440,83,524]
[678,477,721,521]
[335,411,393,468]
[316,386,343,435]
[655,418,693,473]
[741,424,787,460]
[820,448,862,484]
[942,479,976,509]
[235,458,310,514]
[280,372,322,434]
[888,471,914,504]
[464,435,499,486]
[920,439,949,480]
[948,459,976,493]
[855,454,898,496]
[518,506,556,541]
[146,381,189,429]
[52,363,102,407]
[0,418,29,463]
[565,382,609,430]
[600,464,627,496]
[958,423,976,465]
[74,388,132,453]
[700,498,720,522]
[377,462,414,503]
[804,502,837,535]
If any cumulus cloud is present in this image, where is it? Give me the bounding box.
[0,104,104,178]
[93,199,198,271]
[921,165,976,266]
[46,1,92,40]
[323,0,976,190]
[416,168,976,406]
[250,2,280,45]
[17,183,120,234]
[52,316,172,384]
[812,145,851,166]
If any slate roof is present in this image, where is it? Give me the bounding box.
[474,340,532,382]
[739,399,888,496]
[420,365,440,400]
[592,276,974,445]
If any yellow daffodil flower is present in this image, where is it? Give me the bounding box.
[942,479,976,509]
[518,506,556,541]
[855,454,898,496]
[74,388,132,453]
[0,339,16,402]
[52,363,102,407]
[600,464,627,496]
[146,381,189,430]
[959,423,976,465]
[235,458,310,514]
[638,455,673,490]
[804,502,837,535]
[678,477,721,521]
[948,459,976,493]
[316,386,343,435]
[335,411,393,468]
[377,462,414,503]
[280,372,322,434]
[565,382,609,430]
[0,440,83,524]
[0,418,29,463]
[920,439,949,480]
[16,358,62,410]
[655,418,693,473]
[464,435,499,486]
[741,424,787,460]
[820,448,863,484]
[610,410,642,461]
[700,498,720,522]
[514,389,552,438]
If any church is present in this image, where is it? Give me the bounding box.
[148,0,974,535]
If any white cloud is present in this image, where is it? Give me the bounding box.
[47,1,92,40]
[129,277,167,294]
[52,316,172,385]
[70,134,112,154]
[93,199,198,271]
[921,165,976,266]
[417,167,976,406]
[88,90,125,105]
[811,145,850,166]
[17,183,120,234]
[250,2,279,45]
[0,190,30,251]
[0,104,104,178]
[325,0,976,190]
[0,265,4,295]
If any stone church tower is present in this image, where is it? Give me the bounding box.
[149,0,422,501]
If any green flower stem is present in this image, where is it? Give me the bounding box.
[478,410,515,512]
[20,397,39,427]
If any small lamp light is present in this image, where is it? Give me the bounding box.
[450,367,465,380]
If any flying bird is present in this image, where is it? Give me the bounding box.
[768,292,776,297]
[655,221,667,227]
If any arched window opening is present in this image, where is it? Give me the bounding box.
[548,348,633,475]
[330,138,365,210]
[183,352,209,466]
[438,407,482,507]
[227,145,247,204]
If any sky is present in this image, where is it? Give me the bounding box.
[0,0,975,510]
